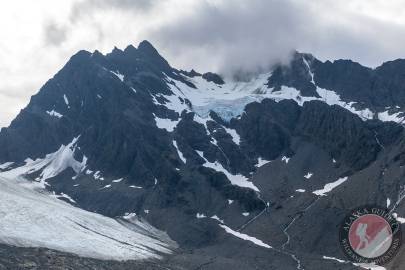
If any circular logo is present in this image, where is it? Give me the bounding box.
[339,206,402,265]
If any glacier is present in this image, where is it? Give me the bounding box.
[0,175,176,261]
[159,58,405,126]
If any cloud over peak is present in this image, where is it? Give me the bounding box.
[2,0,405,127]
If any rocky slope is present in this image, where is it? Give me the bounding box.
[1,41,405,269]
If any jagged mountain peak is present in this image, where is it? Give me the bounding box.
[137,40,159,54]
[2,41,405,269]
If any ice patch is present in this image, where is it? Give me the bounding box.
[387,198,391,208]
[313,177,348,196]
[296,189,306,193]
[228,200,234,205]
[129,185,143,189]
[242,212,250,216]
[196,213,206,219]
[304,172,313,179]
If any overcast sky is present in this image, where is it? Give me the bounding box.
[1,0,405,127]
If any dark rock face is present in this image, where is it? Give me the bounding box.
[1,41,405,269]
[267,51,405,114]
[295,101,380,171]
[202,72,225,85]
[268,52,320,97]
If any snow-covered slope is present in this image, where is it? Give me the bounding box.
[158,59,404,124]
[0,175,176,261]
[0,137,87,189]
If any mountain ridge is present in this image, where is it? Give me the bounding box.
[1,40,405,269]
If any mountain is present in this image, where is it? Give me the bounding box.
[1,40,405,269]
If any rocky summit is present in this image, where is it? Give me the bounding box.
[1,40,405,270]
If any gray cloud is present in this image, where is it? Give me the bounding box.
[70,0,158,22]
[144,0,405,76]
[60,0,405,76]
[43,22,68,46]
[143,0,323,75]
[3,0,405,128]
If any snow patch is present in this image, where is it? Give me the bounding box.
[123,213,137,220]
[219,224,272,249]
[323,255,386,270]
[154,114,179,132]
[393,213,405,224]
[0,137,87,188]
[196,213,206,219]
[46,110,63,118]
[63,94,70,108]
[256,158,271,167]
[173,141,186,164]
[211,215,224,223]
[304,172,313,179]
[196,151,259,192]
[313,177,348,196]
[50,192,76,204]
[281,156,290,163]
[0,162,14,170]
[223,126,240,145]
[93,171,103,180]
[110,70,125,82]
[296,189,306,193]
[378,110,405,123]
[322,256,346,263]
